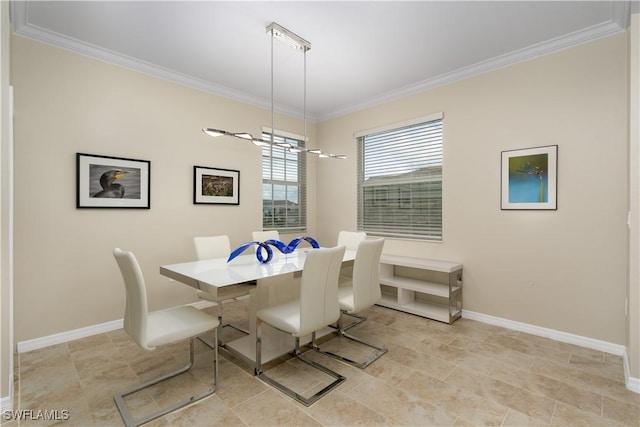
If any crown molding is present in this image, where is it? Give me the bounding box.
[11,1,630,123]
[10,1,307,120]
[612,0,633,29]
[318,10,629,121]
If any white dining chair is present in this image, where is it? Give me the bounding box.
[112,248,220,427]
[337,230,366,250]
[314,238,387,368]
[252,230,280,242]
[336,230,367,288]
[194,235,253,348]
[255,245,346,406]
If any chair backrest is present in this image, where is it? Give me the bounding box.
[298,246,346,336]
[252,230,280,242]
[351,238,385,312]
[193,235,231,260]
[337,231,367,250]
[113,248,150,349]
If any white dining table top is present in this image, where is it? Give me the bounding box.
[160,248,356,289]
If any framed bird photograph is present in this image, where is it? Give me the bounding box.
[193,166,240,205]
[501,145,557,210]
[76,153,150,209]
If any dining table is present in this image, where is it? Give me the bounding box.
[160,247,356,368]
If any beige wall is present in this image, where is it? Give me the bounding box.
[11,35,317,342]
[317,33,629,345]
[8,26,633,357]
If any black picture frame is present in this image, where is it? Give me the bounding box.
[76,153,151,209]
[193,166,240,205]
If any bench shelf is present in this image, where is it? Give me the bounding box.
[378,255,462,324]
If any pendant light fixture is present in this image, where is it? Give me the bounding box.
[202,22,346,159]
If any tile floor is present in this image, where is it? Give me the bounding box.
[8,299,640,426]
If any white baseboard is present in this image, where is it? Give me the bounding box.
[625,356,640,393]
[16,300,216,353]
[462,309,639,394]
[17,318,124,353]
[462,309,625,354]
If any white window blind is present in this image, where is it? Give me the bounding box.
[357,116,443,241]
[262,131,307,232]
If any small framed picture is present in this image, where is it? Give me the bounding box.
[76,153,150,209]
[194,166,240,205]
[501,145,557,210]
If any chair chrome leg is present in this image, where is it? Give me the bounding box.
[314,314,387,369]
[255,323,345,406]
[340,312,367,331]
[114,335,218,427]
[198,300,249,350]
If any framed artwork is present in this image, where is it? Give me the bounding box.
[501,145,557,210]
[76,153,150,209]
[194,166,240,205]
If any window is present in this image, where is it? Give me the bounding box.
[261,131,307,232]
[357,114,443,241]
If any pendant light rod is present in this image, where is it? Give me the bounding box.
[202,22,345,159]
[271,26,274,146]
[303,44,307,145]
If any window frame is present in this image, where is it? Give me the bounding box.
[356,113,444,241]
[261,128,307,233]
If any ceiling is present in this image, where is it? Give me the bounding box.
[10,1,633,122]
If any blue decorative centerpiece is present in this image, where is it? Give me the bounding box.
[228,236,320,264]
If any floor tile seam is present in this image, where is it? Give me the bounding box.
[524,374,605,421]
[420,346,494,378]
[382,401,444,427]
[326,391,397,426]
[226,387,271,412]
[400,364,513,424]
[516,346,573,366]
[483,340,575,375]
[597,396,640,426]
[485,361,605,418]
[296,405,330,427]
[455,346,500,371]
[546,400,560,426]
[459,368,557,425]
[498,407,513,426]
[528,358,631,405]
[602,396,640,425]
[514,337,589,357]
[451,402,510,427]
[347,378,442,425]
[69,352,89,402]
[532,352,626,385]
[464,344,533,369]
[105,329,132,350]
[568,350,607,364]
[439,330,488,346]
[601,393,640,410]
[566,363,627,386]
[600,403,640,426]
[71,352,132,377]
[67,334,111,356]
